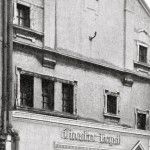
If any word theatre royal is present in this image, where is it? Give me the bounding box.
[61,129,121,145]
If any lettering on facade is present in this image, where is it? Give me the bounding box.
[61,129,120,145]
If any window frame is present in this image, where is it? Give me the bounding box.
[14,3,30,28]
[104,89,120,118]
[62,83,74,114]
[15,68,78,116]
[135,108,149,130]
[137,42,149,64]
[19,73,34,108]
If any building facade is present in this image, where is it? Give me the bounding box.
[4,0,150,150]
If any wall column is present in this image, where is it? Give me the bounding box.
[54,82,62,112]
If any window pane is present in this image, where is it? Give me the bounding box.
[62,83,73,114]
[20,74,33,107]
[42,79,54,111]
[139,45,147,63]
[137,113,146,130]
[107,95,117,114]
[17,4,30,27]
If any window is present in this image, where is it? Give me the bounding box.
[17,4,30,28]
[20,74,33,107]
[17,68,77,117]
[139,45,147,63]
[136,109,149,130]
[42,79,54,111]
[62,83,74,114]
[104,90,120,117]
[107,95,117,114]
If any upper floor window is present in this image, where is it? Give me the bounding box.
[20,74,33,107]
[17,69,77,116]
[17,4,30,28]
[42,79,54,111]
[104,90,120,118]
[62,83,74,114]
[136,109,149,130]
[139,45,147,63]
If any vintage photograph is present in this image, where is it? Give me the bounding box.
[0,0,150,150]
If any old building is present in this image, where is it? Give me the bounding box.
[4,0,150,150]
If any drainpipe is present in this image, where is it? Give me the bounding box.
[0,0,8,149]
[123,0,127,69]
[7,0,13,130]
[1,0,8,134]
[0,0,13,149]
[7,1,20,150]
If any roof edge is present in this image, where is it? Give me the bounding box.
[138,0,150,17]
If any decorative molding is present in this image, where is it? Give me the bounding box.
[14,33,36,43]
[13,41,150,81]
[122,75,134,87]
[131,141,145,150]
[42,54,56,69]
[134,28,150,38]
[12,110,150,136]
[13,24,44,36]
[16,67,76,85]
[134,61,150,72]
[138,0,150,17]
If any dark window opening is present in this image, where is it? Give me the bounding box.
[137,113,146,130]
[42,79,54,111]
[62,83,73,114]
[107,95,117,114]
[17,4,30,28]
[20,74,33,107]
[139,45,147,63]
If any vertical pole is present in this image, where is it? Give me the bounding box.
[1,0,8,134]
[7,0,13,130]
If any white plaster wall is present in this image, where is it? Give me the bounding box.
[44,0,124,68]
[126,0,150,70]
[13,51,150,128]
[12,119,149,150]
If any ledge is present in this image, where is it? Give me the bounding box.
[42,54,56,69]
[103,113,120,120]
[13,41,150,81]
[13,24,44,36]
[15,107,78,120]
[134,61,150,70]
[12,110,150,136]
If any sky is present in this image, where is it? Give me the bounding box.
[145,0,150,8]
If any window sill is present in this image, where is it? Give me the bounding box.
[134,61,150,70]
[13,24,44,36]
[15,106,78,120]
[103,112,120,120]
